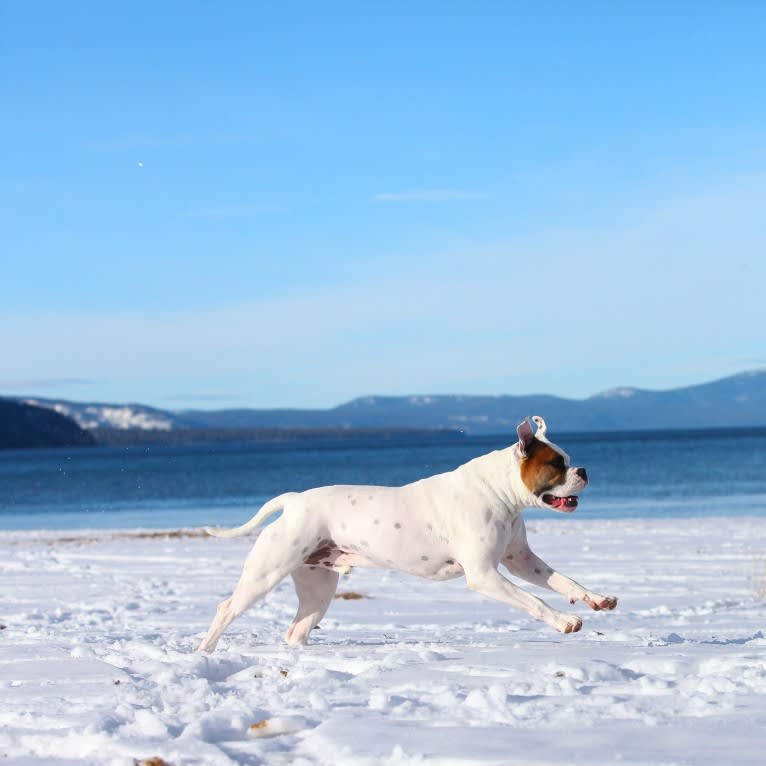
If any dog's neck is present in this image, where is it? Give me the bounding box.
[457,446,533,513]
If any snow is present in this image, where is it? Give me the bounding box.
[592,387,640,399]
[22,400,174,431]
[447,414,490,424]
[81,406,174,431]
[2,517,765,765]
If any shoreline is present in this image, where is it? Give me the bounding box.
[2,511,766,538]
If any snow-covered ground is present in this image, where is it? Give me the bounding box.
[1,517,765,765]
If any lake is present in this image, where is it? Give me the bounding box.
[1,428,765,530]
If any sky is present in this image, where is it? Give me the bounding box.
[2,1,765,410]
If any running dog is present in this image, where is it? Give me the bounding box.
[198,416,617,651]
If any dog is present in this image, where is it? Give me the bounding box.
[198,416,617,652]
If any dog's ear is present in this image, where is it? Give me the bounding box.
[517,417,534,457]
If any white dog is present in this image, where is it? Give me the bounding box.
[198,416,617,652]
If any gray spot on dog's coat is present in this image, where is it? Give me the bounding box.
[394,523,402,529]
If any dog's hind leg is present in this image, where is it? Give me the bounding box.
[197,567,289,653]
[197,519,309,653]
[197,595,239,653]
[285,566,339,646]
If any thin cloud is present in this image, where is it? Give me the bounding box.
[182,204,286,218]
[374,189,485,202]
[85,134,262,152]
[161,393,243,403]
[0,378,96,391]
[5,171,765,407]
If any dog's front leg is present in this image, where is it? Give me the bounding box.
[501,531,617,612]
[463,565,583,634]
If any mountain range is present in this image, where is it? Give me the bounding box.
[17,369,766,439]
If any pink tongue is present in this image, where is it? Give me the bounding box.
[550,496,577,509]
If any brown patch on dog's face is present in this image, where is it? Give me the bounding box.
[520,438,568,495]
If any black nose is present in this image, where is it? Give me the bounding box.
[576,467,588,482]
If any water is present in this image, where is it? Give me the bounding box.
[1,429,765,530]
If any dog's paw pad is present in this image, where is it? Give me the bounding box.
[584,594,618,611]
[556,614,583,634]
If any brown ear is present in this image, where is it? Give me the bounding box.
[517,418,534,457]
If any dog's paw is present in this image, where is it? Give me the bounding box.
[553,613,583,634]
[583,594,618,611]
[285,620,313,647]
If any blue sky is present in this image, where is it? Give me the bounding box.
[2,1,765,409]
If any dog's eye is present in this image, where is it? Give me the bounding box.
[549,456,565,470]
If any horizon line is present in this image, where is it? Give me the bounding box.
[5,367,764,412]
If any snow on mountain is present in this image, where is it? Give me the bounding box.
[591,387,640,399]
[23,399,175,431]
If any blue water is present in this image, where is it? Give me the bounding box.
[1,429,765,530]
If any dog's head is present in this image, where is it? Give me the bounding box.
[516,416,588,512]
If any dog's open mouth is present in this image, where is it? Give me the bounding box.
[542,494,578,511]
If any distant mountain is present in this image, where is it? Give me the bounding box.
[16,370,766,438]
[179,370,766,434]
[582,370,766,430]
[0,399,96,449]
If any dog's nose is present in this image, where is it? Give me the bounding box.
[576,467,588,482]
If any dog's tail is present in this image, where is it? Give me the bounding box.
[202,493,297,538]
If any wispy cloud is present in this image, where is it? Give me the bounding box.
[4,171,766,407]
[0,378,95,391]
[161,393,243,403]
[182,203,285,219]
[85,134,261,153]
[374,189,485,202]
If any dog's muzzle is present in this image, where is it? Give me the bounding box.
[541,467,588,512]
